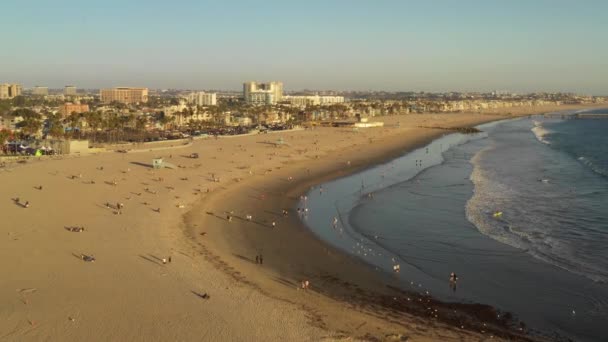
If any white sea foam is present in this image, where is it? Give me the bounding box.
[467,145,608,283]
[531,122,552,145]
[578,156,608,177]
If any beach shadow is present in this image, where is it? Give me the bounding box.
[264,210,283,217]
[206,211,228,221]
[71,252,92,262]
[139,255,162,266]
[130,161,152,169]
[273,276,298,288]
[232,253,256,264]
[11,198,21,206]
[147,254,164,262]
[191,290,210,300]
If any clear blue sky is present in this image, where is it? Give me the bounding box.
[1,0,607,94]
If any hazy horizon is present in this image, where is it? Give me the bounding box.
[2,0,607,95]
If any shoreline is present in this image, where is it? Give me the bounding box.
[185,108,597,340]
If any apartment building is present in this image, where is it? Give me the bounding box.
[64,85,78,96]
[100,87,149,104]
[243,81,283,105]
[186,91,217,106]
[0,83,22,99]
[32,86,49,96]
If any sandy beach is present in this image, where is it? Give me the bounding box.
[0,104,600,341]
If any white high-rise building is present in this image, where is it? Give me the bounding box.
[186,91,217,106]
[243,81,283,105]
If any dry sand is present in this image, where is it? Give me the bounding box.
[0,104,600,341]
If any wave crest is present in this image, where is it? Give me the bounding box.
[531,121,552,145]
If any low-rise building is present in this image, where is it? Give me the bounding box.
[0,115,23,131]
[59,103,90,116]
[283,95,345,107]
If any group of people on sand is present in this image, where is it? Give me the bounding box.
[255,254,264,264]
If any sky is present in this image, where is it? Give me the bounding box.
[1,0,607,94]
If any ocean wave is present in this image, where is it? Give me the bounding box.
[531,121,552,145]
[466,147,608,283]
[578,156,608,178]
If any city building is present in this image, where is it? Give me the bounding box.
[186,91,217,106]
[0,115,23,131]
[59,103,90,116]
[0,83,22,99]
[100,87,149,104]
[243,81,283,105]
[32,86,49,96]
[283,95,345,107]
[64,85,78,96]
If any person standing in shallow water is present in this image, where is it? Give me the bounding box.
[449,272,458,292]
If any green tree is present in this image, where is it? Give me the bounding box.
[84,111,103,142]
[47,113,65,138]
[17,117,42,136]
[0,128,11,145]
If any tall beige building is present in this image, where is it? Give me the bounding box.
[100,87,149,104]
[64,85,78,96]
[32,86,49,96]
[243,81,283,105]
[0,84,22,99]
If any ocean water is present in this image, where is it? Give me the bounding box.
[468,113,608,284]
[300,110,608,342]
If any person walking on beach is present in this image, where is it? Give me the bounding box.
[259,254,263,265]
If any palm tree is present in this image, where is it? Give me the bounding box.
[135,116,147,142]
[64,112,84,139]
[84,111,103,142]
[47,113,65,138]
